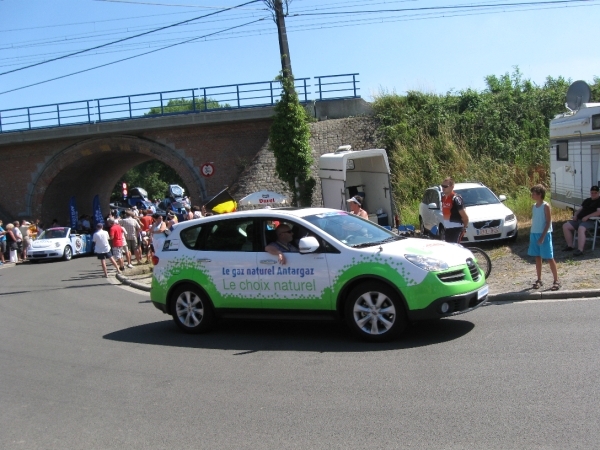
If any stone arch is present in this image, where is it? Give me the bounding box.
[28,135,205,224]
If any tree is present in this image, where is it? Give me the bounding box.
[269,74,314,206]
[111,160,187,201]
[146,97,227,116]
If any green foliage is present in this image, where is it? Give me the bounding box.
[269,74,314,206]
[111,160,188,202]
[373,68,599,224]
[146,97,227,116]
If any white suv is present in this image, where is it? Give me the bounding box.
[419,182,518,243]
[150,207,488,342]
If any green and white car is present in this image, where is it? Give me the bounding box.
[150,208,488,342]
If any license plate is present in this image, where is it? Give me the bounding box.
[476,227,499,236]
[478,285,489,299]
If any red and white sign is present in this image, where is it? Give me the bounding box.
[201,163,215,177]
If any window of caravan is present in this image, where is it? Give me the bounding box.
[593,114,600,130]
[557,141,568,161]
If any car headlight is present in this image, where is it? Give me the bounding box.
[505,214,515,222]
[55,242,61,248]
[405,254,449,272]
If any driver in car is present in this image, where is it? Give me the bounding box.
[265,224,298,265]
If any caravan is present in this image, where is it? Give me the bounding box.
[318,146,397,227]
[550,81,600,210]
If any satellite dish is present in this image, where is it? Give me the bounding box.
[565,80,591,111]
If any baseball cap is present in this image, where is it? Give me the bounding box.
[347,196,361,206]
[591,186,599,192]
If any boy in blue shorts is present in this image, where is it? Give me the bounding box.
[528,184,560,290]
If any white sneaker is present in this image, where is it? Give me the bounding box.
[126,263,133,269]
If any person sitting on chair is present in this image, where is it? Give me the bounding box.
[265,224,298,265]
[562,185,600,256]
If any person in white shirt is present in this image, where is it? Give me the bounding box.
[92,223,122,277]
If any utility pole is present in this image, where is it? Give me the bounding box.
[267,0,293,79]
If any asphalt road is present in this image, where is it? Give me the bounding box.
[1,257,600,449]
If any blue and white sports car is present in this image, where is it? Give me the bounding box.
[29,227,92,261]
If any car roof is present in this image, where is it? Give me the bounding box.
[427,182,488,191]
[173,207,345,228]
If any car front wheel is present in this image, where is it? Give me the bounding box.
[419,217,427,237]
[170,285,215,334]
[63,246,72,261]
[345,282,406,342]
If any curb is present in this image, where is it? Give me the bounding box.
[489,289,600,302]
[115,272,151,292]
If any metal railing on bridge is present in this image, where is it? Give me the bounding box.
[0,73,360,134]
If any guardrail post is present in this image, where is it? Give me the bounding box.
[57,104,61,126]
[236,85,240,108]
[192,90,196,112]
[203,88,207,111]
[160,93,164,115]
[303,79,308,102]
[27,108,31,129]
[0,112,3,133]
[352,74,357,97]
[270,81,274,105]
[87,101,91,123]
[128,96,132,118]
[97,100,101,122]
[318,77,323,101]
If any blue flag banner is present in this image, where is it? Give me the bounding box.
[69,196,78,230]
[92,194,104,226]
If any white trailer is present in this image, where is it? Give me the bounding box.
[318,146,396,226]
[550,81,600,210]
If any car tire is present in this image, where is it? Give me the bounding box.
[344,282,407,342]
[438,225,446,241]
[63,246,72,261]
[419,217,427,237]
[170,285,215,334]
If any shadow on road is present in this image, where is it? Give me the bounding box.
[103,318,475,353]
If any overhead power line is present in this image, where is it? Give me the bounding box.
[291,0,597,16]
[0,18,265,96]
[0,0,263,77]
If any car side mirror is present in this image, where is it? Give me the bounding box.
[298,236,320,254]
[428,202,439,210]
[498,195,507,202]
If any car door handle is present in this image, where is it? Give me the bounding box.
[260,259,277,264]
[196,258,211,262]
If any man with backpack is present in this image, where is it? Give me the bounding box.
[441,177,469,244]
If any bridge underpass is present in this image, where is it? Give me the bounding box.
[0,97,372,224]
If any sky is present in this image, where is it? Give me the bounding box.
[0,0,599,114]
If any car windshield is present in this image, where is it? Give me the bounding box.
[454,187,500,207]
[38,228,68,239]
[303,211,400,248]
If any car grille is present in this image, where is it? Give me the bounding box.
[473,219,501,229]
[474,234,501,241]
[467,258,480,281]
[437,259,480,283]
[437,269,466,283]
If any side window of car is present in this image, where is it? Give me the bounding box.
[202,219,255,252]
[433,190,441,208]
[421,189,431,205]
[180,224,203,250]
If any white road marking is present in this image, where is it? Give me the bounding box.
[491,297,600,305]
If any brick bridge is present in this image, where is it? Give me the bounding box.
[0,98,374,224]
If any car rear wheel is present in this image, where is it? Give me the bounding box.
[345,282,407,342]
[63,246,72,261]
[170,285,215,334]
